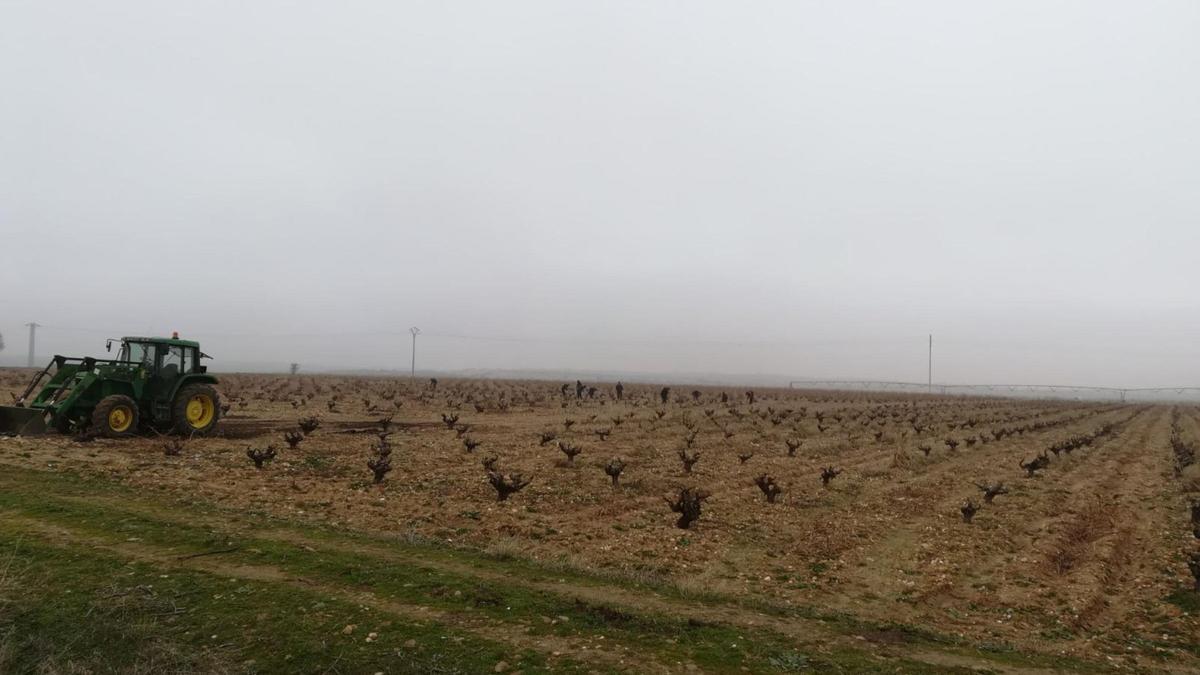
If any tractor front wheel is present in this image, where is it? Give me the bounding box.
[91,395,140,438]
[173,384,221,436]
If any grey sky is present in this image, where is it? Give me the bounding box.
[2,1,1198,386]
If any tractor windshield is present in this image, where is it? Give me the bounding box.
[119,341,156,367]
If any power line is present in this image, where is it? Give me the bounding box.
[29,323,928,348]
[788,379,1200,401]
[21,323,1200,391]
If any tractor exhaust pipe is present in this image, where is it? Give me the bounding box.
[0,406,49,436]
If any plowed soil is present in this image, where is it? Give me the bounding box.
[2,370,1197,672]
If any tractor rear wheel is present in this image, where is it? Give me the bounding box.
[173,384,221,436]
[91,395,140,438]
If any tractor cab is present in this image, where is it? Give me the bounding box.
[111,335,210,378]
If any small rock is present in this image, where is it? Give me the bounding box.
[341,624,356,635]
[494,660,509,672]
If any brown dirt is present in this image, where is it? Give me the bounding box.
[2,369,1198,669]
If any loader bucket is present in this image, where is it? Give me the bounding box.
[0,406,48,436]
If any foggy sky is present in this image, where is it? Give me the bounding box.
[2,1,1199,387]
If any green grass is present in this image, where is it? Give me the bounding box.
[0,534,565,674]
[1166,588,1200,614]
[0,465,1121,673]
[0,497,928,673]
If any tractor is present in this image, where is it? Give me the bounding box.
[0,334,221,437]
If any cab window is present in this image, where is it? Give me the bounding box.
[121,341,142,362]
[121,342,157,368]
[161,346,185,377]
[181,348,195,374]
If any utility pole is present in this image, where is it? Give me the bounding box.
[25,322,40,367]
[409,327,421,379]
[927,333,932,394]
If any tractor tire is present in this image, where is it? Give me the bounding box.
[173,384,221,436]
[91,395,140,438]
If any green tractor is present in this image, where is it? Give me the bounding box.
[0,334,221,438]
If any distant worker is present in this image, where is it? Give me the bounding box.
[615,381,624,400]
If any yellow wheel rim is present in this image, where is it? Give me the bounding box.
[108,405,133,433]
[186,394,215,428]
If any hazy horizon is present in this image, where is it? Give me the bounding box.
[3,2,1199,388]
